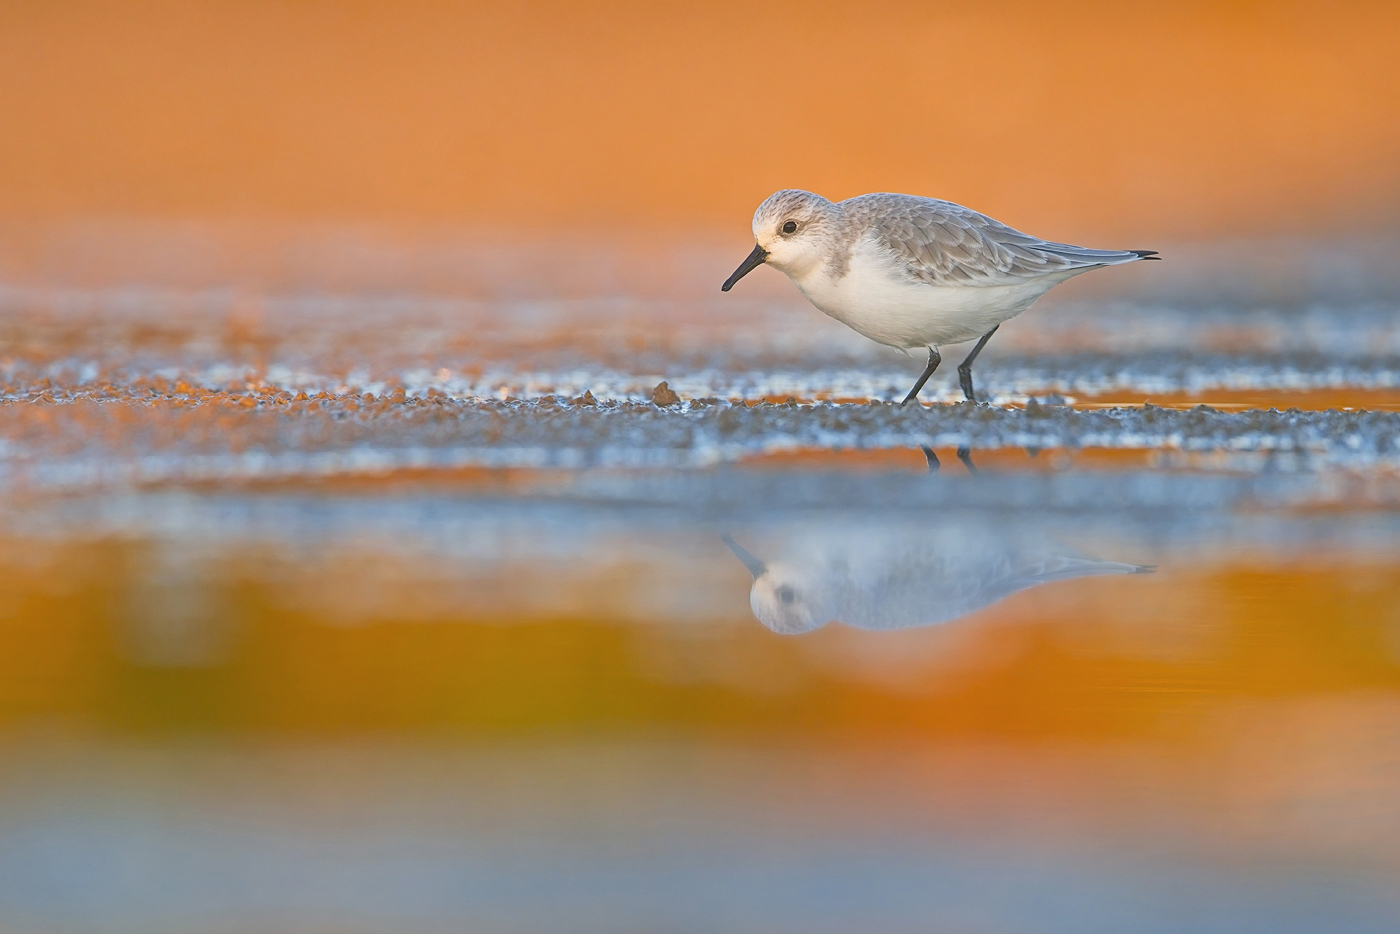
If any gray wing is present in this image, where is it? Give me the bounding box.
[846,193,1156,287]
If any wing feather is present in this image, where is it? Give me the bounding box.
[845,193,1149,287]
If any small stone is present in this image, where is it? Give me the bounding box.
[573,389,597,406]
[651,381,681,406]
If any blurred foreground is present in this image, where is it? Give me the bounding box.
[1,226,1400,932]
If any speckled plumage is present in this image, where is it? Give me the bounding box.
[843,192,1149,286]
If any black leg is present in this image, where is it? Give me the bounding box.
[920,445,940,473]
[900,347,941,405]
[956,445,978,473]
[956,326,1000,403]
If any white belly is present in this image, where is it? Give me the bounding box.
[790,257,1073,349]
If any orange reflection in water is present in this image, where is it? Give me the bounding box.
[1,539,1396,740]
[0,534,1398,869]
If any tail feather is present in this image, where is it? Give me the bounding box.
[1037,243,1161,267]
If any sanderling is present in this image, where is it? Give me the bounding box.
[721,190,1158,403]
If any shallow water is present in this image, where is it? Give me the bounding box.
[2,228,1400,932]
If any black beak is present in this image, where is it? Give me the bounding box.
[721,533,767,578]
[720,244,769,292]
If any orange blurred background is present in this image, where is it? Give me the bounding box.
[1,0,1398,241]
[4,7,1400,907]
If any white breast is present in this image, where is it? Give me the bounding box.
[788,238,1071,349]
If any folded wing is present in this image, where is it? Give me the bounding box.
[852,193,1156,287]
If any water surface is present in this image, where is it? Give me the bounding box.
[1,229,1399,932]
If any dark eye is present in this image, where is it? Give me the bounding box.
[781,221,797,234]
[777,585,797,604]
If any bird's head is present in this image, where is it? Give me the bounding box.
[721,533,830,634]
[749,567,828,634]
[721,190,838,291]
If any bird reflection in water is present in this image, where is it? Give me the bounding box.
[921,444,977,473]
[722,525,1152,635]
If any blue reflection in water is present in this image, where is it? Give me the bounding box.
[0,793,1397,934]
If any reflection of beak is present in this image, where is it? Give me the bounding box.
[720,244,769,292]
[720,533,767,578]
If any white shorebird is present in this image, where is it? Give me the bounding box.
[721,190,1159,403]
